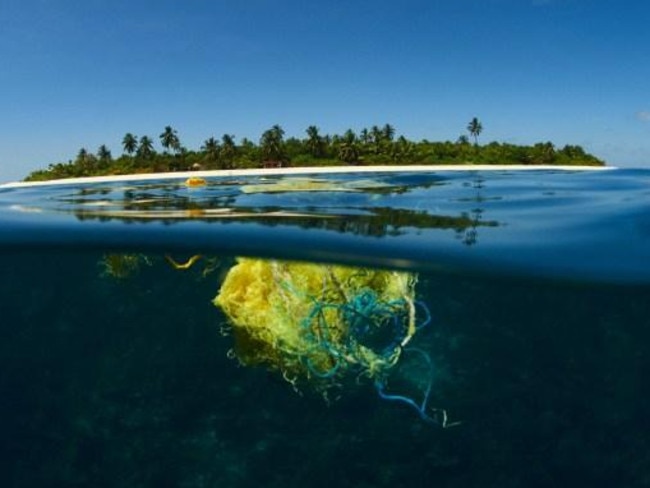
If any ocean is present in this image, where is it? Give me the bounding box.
[0,167,649,487]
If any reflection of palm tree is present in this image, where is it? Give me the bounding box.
[459,175,486,246]
[467,117,483,145]
[460,210,481,246]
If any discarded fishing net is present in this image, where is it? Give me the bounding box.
[100,253,151,279]
[214,258,446,424]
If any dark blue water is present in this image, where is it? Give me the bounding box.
[1,169,649,487]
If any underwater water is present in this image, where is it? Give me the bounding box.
[1,168,649,487]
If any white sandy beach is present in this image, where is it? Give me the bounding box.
[0,164,614,189]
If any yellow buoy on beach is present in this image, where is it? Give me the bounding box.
[184,176,207,187]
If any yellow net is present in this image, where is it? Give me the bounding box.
[214,258,420,393]
[101,253,449,424]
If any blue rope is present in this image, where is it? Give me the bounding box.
[274,267,446,423]
[415,300,431,330]
[278,271,435,401]
[374,347,440,425]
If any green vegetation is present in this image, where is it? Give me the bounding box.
[24,119,605,181]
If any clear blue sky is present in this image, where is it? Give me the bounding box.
[1,0,649,181]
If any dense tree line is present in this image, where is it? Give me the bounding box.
[24,120,605,181]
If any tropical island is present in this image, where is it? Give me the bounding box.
[24,118,605,182]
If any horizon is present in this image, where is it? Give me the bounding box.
[1,0,649,182]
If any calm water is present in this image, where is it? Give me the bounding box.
[0,169,649,487]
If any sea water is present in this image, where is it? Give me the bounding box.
[0,168,649,487]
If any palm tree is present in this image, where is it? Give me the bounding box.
[532,141,556,164]
[390,136,415,163]
[122,133,138,155]
[97,144,111,160]
[260,124,287,164]
[337,129,360,164]
[370,125,384,154]
[75,148,97,175]
[305,125,325,158]
[137,136,155,159]
[160,126,180,154]
[382,123,396,142]
[220,134,237,169]
[97,145,112,169]
[467,117,483,145]
[270,124,285,141]
[359,128,371,145]
[201,137,220,167]
[201,137,219,153]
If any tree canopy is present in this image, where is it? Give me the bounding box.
[24,122,606,182]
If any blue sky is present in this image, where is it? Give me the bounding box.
[1,0,649,181]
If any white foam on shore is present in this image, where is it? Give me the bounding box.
[0,164,614,189]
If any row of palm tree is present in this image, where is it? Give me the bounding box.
[118,121,471,164]
[116,123,410,167]
[24,119,605,181]
[201,134,237,168]
[122,129,175,159]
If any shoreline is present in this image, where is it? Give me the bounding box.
[1,164,615,188]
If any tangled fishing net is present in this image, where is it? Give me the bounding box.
[214,258,446,424]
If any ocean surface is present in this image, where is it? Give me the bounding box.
[0,168,649,487]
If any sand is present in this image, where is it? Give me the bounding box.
[0,164,614,189]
